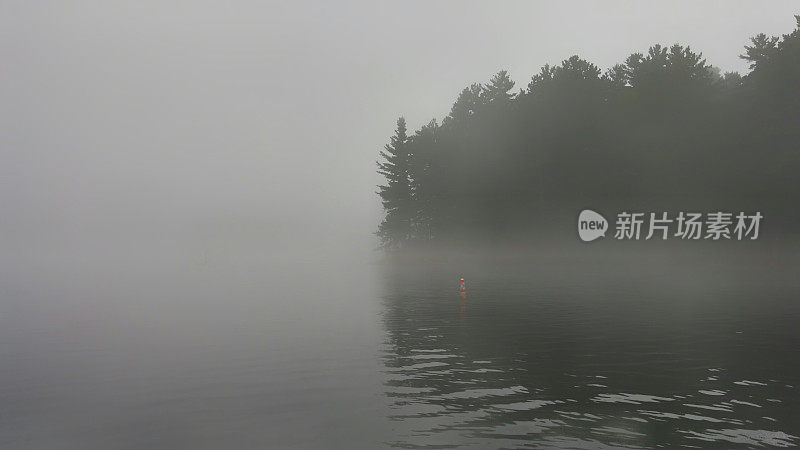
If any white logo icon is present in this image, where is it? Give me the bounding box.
[578,209,607,242]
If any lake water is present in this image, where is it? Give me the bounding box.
[1,248,799,448]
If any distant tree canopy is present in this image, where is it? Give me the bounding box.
[377,17,800,248]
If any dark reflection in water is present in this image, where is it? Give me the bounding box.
[379,255,800,448]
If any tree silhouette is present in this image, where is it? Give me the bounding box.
[482,70,516,104]
[376,17,800,248]
[377,117,413,248]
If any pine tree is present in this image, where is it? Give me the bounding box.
[482,70,515,104]
[444,84,483,125]
[741,33,780,70]
[377,118,413,248]
[375,16,800,241]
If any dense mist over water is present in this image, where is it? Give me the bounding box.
[3,2,799,262]
[3,1,800,448]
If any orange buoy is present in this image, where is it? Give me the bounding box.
[459,278,466,294]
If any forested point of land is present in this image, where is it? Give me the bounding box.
[376,16,800,249]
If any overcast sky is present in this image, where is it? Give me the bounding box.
[2,1,797,260]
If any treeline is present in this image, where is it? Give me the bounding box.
[377,17,800,248]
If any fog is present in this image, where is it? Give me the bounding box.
[2,1,798,264]
[3,2,800,447]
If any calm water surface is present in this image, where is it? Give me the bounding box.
[380,254,800,448]
[1,250,799,448]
